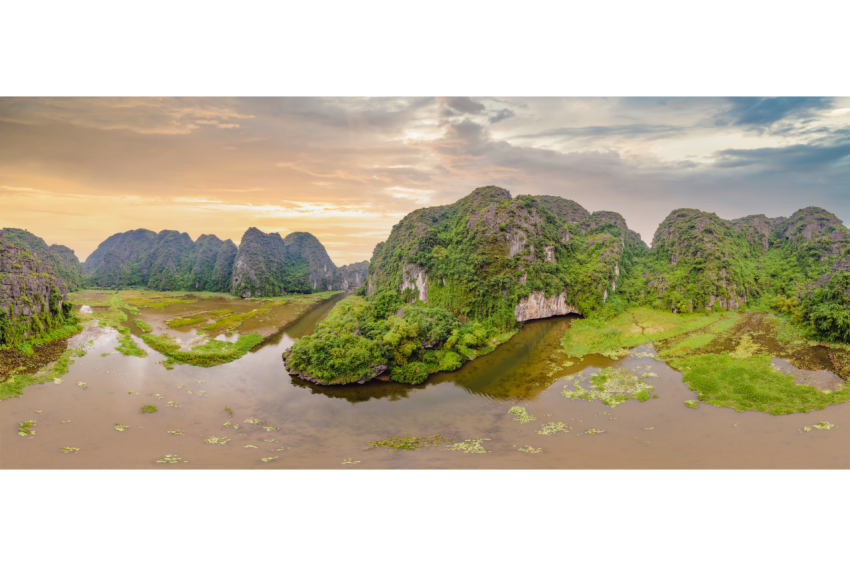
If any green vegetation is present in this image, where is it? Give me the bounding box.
[813,421,836,430]
[685,400,699,409]
[560,307,732,358]
[115,333,146,357]
[368,434,449,452]
[114,423,129,431]
[135,319,152,333]
[669,354,850,415]
[166,316,208,328]
[140,405,158,413]
[537,422,571,435]
[518,445,544,453]
[60,447,79,453]
[156,454,184,464]
[200,308,268,334]
[508,406,536,424]
[561,367,657,407]
[18,420,36,436]
[204,436,230,445]
[287,294,516,385]
[140,331,265,367]
[444,438,490,454]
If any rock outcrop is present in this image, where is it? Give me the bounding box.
[1,228,85,290]
[514,291,580,322]
[0,241,74,345]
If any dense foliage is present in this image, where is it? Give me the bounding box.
[286,293,515,384]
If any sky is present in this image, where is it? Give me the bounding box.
[1,96,849,265]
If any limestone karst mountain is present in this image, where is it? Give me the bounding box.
[0,240,74,345]
[84,227,367,296]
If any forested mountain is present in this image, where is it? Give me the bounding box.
[286,186,850,386]
[84,227,367,295]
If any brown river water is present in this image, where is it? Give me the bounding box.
[3,292,850,469]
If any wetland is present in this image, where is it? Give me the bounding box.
[3,289,850,469]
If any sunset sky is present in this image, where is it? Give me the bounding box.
[1,96,849,265]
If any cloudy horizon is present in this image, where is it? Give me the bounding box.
[1,96,849,264]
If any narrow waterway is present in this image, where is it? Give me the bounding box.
[3,294,850,469]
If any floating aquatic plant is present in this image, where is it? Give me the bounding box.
[156,454,184,464]
[204,436,230,445]
[262,425,279,432]
[368,434,448,452]
[140,405,158,413]
[166,430,184,436]
[685,400,699,409]
[114,423,129,432]
[509,406,537,424]
[444,438,490,454]
[244,445,258,449]
[342,458,360,464]
[224,406,233,417]
[261,456,278,463]
[76,381,87,389]
[168,401,180,407]
[128,391,139,395]
[582,429,606,435]
[538,422,570,436]
[518,446,543,453]
[813,421,836,430]
[154,394,163,399]
[61,447,79,453]
[264,439,278,443]
[561,367,655,407]
[223,421,231,427]
[18,420,36,436]
[244,417,266,425]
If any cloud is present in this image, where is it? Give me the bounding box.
[489,108,515,124]
[714,97,832,129]
[712,140,850,171]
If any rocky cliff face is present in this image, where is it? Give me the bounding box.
[0,242,74,345]
[0,228,85,290]
[366,186,648,325]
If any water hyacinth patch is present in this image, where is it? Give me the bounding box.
[114,423,129,431]
[18,420,36,436]
[244,417,266,425]
[261,456,279,463]
[538,422,570,436]
[444,438,490,454]
[685,400,699,408]
[204,436,230,445]
[518,446,543,453]
[509,406,537,424]
[244,445,258,449]
[61,447,79,453]
[224,407,233,417]
[561,367,656,407]
[156,454,184,464]
[76,381,87,389]
[168,401,180,407]
[128,391,139,395]
[368,434,448,452]
[166,430,184,436]
[342,458,360,464]
[813,421,836,430]
[581,429,606,435]
[140,405,157,413]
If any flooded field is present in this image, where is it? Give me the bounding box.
[3,295,850,469]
